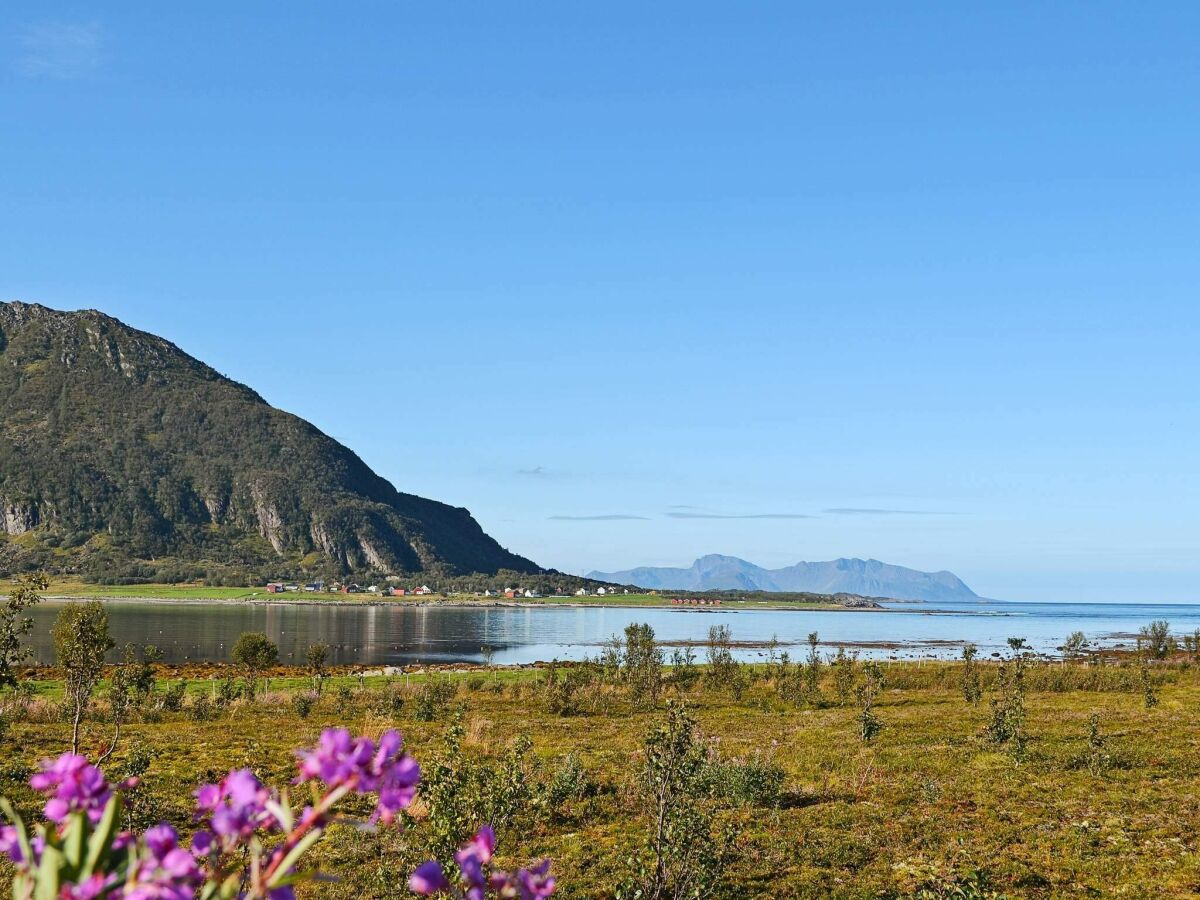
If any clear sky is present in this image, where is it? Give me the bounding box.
[2,3,1198,602]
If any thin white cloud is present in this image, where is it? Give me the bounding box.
[825,508,958,516]
[15,21,104,80]
[549,514,649,521]
[665,512,814,520]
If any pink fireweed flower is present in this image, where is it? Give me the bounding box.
[125,823,203,900]
[0,824,24,865]
[295,728,420,823]
[193,768,278,849]
[455,825,496,897]
[57,873,116,900]
[29,754,111,825]
[408,860,452,895]
[409,827,554,900]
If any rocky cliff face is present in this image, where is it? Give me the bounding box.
[0,301,539,579]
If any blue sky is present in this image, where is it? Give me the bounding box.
[2,3,1198,601]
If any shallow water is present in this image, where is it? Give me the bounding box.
[21,597,1200,666]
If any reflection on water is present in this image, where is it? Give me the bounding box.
[22,598,1200,666]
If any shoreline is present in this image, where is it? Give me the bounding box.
[28,593,924,614]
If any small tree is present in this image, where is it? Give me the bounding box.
[1138,620,1173,660]
[832,648,858,706]
[1082,713,1111,776]
[1140,657,1158,709]
[0,573,48,690]
[231,632,278,697]
[623,623,663,706]
[987,638,1029,760]
[961,643,982,704]
[306,642,330,695]
[618,703,730,899]
[857,662,885,742]
[52,601,115,754]
[1063,631,1088,660]
[803,632,822,701]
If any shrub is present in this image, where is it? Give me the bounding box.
[1139,620,1173,659]
[291,692,317,719]
[0,573,47,690]
[188,693,213,722]
[705,625,740,692]
[987,639,1029,759]
[832,647,858,706]
[52,601,115,753]
[623,623,663,706]
[231,632,278,696]
[698,753,785,808]
[544,753,593,813]
[415,680,458,722]
[374,684,407,718]
[160,680,187,713]
[961,643,982,704]
[857,661,885,743]
[617,703,734,899]
[306,642,330,694]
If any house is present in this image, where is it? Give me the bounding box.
[284,583,299,592]
[523,589,541,598]
[575,588,588,597]
[413,585,433,596]
[503,588,519,599]
[388,588,407,597]
[483,589,493,597]
[265,582,285,594]
[340,583,362,594]
[304,582,323,592]
[596,587,608,595]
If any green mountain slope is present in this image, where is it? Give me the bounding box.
[0,301,539,582]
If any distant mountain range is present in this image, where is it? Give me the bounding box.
[588,554,980,603]
[0,302,539,581]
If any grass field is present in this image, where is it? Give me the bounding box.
[3,653,1199,897]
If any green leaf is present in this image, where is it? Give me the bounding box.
[82,796,121,876]
[266,828,324,887]
[34,843,63,900]
[61,812,86,870]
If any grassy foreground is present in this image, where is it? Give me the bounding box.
[3,658,1200,898]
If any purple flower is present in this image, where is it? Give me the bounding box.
[194,769,277,850]
[515,860,556,900]
[409,860,451,895]
[0,824,24,865]
[296,728,420,823]
[455,826,496,899]
[58,873,116,899]
[125,824,203,900]
[29,754,111,825]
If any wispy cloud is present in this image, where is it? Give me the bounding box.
[665,512,814,520]
[549,514,650,521]
[824,508,957,516]
[15,21,104,80]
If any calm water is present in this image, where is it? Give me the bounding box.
[22,598,1200,666]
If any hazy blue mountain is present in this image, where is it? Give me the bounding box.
[588,554,979,602]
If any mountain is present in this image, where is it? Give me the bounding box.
[0,301,539,581]
[588,554,979,602]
